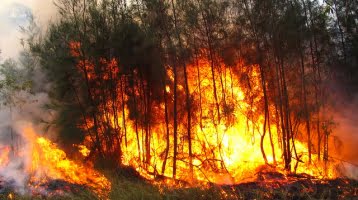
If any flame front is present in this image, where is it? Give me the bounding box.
[118,58,337,183]
[69,39,338,185]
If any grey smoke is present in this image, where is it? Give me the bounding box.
[0,0,57,194]
[0,0,57,59]
[329,95,358,180]
[0,90,53,194]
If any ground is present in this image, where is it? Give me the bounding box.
[1,168,357,200]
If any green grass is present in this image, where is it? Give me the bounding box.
[107,169,229,200]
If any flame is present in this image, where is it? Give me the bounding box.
[0,146,10,166]
[30,136,111,198]
[0,126,111,199]
[117,58,338,183]
[68,41,339,185]
[77,145,91,157]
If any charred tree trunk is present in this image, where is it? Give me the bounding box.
[195,49,204,130]
[275,54,290,171]
[172,58,178,179]
[130,71,141,163]
[161,75,170,175]
[281,59,292,171]
[257,49,268,165]
[171,0,193,179]
[120,77,128,148]
[300,48,312,163]
[303,0,322,161]
[266,62,276,164]
[201,8,221,123]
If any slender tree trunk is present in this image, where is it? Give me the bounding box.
[303,0,322,161]
[281,59,291,171]
[170,0,193,179]
[131,72,141,163]
[332,0,347,64]
[201,9,221,122]
[258,51,268,164]
[161,76,170,175]
[297,29,312,163]
[266,63,276,164]
[9,106,15,156]
[276,56,290,171]
[195,48,204,130]
[172,58,178,179]
[120,77,127,148]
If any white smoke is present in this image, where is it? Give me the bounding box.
[0,91,52,194]
[0,0,57,59]
[0,0,58,194]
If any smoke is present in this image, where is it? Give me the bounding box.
[333,98,358,162]
[329,94,358,180]
[0,1,58,194]
[0,0,57,59]
[0,91,53,194]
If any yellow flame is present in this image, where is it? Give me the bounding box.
[77,145,91,157]
[30,135,111,198]
[0,126,111,199]
[99,57,338,184]
[69,40,338,186]
[0,147,10,166]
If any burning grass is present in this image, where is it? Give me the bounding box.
[1,167,357,200]
[0,125,111,199]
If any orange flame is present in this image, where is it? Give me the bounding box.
[105,58,338,183]
[0,126,111,199]
[68,41,338,185]
[30,136,111,198]
[0,146,10,166]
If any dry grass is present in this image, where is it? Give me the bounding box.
[2,169,357,200]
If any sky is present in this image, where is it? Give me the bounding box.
[0,0,57,59]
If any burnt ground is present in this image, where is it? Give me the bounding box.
[218,172,358,200]
[158,170,358,200]
[0,170,357,199]
[0,177,97,199]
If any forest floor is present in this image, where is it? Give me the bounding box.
[1,167,357,200]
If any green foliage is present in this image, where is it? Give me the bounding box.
[0,59,33,107]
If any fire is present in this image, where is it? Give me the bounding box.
[0,147,10,166]
[68,40,339,186]
[0,125,111,199]
[77,144,91,157]
[30,136,111,198]
[118,58,337,183]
